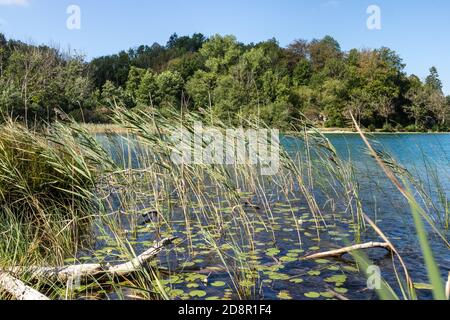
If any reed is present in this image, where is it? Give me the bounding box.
[0,107,448,300]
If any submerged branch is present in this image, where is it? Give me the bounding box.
[302,242,391,260]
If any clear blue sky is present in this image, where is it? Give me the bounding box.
[1,0,449,94]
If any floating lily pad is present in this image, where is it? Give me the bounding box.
[280,256,297,263]
[304,292,321,299]
[211,281,226,287]
[181,262,195,268]
[289,278,304,284]
[343,266,359,273]
[334,287,348,294]
[327,265,340,271]
[315,259,330,264]
[320,292,334,298]
[189,290,207,298]
[277,290,292,300]
[324,274,347,284]
[169,289,184,298]
[265,248,281,256]
[267,272,290,280]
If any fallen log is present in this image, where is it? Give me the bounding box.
[302,242,392,260]
[6,237,177,284]
[0,272,49,300]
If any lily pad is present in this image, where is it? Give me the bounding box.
[315,259,330,264]
[289,278,304,284]
[265,248,281,256]
[277,290,292,300]
[334,287,348,294]
[320,292,334,298]
[268,272,290,280]
[280,256,297,263]
[181,261,195,268]
[189,290,207,298]
[343,266,359,273]
[211,281,226,287]
[169,289,184,298]
[304,292,321,299]
[324,274,347,284]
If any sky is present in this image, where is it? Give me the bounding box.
[0,0,449,94]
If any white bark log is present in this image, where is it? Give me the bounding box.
[5,237,177,284]
[302,242,391,260]
[0,272,49,300]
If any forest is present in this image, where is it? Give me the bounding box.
[0,32,448,131]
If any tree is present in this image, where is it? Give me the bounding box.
[167,33,206,52]
[287,39,309,61]
[137,70,158,106]
[425,66,443,93]
[309,36,341,71]
[345,89,371,127]
[405,76,429,128]
[156,70,184,107]
[377,95,395,126]
[1,44,91,124]
[200,35,241,74]
[125,66,145,103]
[101,80,122,105]
[185,71,217,109]
[292,59,312,86]
[167,52,205,80]
[428,89,448,127]
[320,79,347,127]
[0,33,7,77]
[90,51,130,88]
[260,69,290,104]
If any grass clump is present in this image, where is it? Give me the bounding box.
[0,119,111,264]
[0,120,104,220]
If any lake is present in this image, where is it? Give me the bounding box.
[87,133,450,300]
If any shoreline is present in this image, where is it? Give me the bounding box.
[80,124,450,135]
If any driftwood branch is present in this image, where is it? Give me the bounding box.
[5,237,177,284]
[0,272,49,300]
[302,242,392,260]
